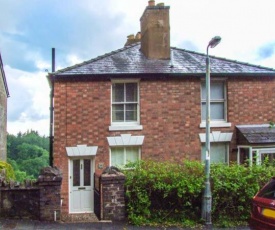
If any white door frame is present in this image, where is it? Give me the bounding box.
[68,157,95,213]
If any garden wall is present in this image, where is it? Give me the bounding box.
[0,166,62,221]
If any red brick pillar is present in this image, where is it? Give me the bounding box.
[38,166,62,221]
[100,171,126,221]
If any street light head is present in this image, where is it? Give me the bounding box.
[208,36,221,49]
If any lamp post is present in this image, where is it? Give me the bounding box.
[202,36,221,227]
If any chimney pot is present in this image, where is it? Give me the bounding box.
[124,33,141,47]
[157,3,165,7]
[135,32,141,40]
[127,34,135,40]
[148,0,155,6]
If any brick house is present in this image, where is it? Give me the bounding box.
[48,1,275,216]
[0,52,9,161]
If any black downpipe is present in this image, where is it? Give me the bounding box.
[49,48,55,167]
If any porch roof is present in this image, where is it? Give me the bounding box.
[236,124,275,145]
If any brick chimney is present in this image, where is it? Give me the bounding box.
[140,1,170,59]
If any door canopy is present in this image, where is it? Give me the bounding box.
[66,145,98,157]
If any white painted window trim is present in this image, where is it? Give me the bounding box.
[110,79,141,130]
[200,121,232,128]
[107,134,145,146]
[109,125,143,131]
[107,134,144,167]
[199,131,233,143]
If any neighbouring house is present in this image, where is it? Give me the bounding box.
[0,52,9,161]
[48,1,275,217]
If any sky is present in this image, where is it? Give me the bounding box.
[1,0,275,137]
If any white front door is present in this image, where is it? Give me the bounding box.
[69,158,94,213]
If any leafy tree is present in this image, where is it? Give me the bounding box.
[7,131,50,182]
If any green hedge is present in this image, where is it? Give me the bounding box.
[124,160,275,227]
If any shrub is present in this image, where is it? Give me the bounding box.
[124,160,204,226]
[124,160,275,227]
[211,163,275,226]
[0,160,16,181]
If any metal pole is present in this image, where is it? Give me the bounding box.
[49,48,55,167]
[201,36,221,227]
[202,46,212,226]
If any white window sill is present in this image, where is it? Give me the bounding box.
[200,122,232,128]
[109,125,143,131]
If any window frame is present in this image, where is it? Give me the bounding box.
[200,79,231,128]
[109,146,141,167]
[110,79,142,131]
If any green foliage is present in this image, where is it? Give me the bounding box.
[123,160,204,227]
[211,163,275,227]
[124,160,275,228]
[7,130,49,182]
[0,161,16,181]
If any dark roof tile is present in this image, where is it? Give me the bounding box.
[52,43,275,77]
[237,125,275,144]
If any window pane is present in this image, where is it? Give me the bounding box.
[201,82,224,100]
[211,103,224,120]
[211,82,224,100]
[112,83,124,102]
[111,147,124,166]
[126,147,139,164]
[126,83,138,102]
[201,103,206,120]
[201,102,225,121]
[126,104,137,121]
[73,160,80,186]
[201,82,206,100]
[261,153,275,166]
[84,159,91,186]
[112,104,124,121]
[201,143,227,164]
[257,180,275,198]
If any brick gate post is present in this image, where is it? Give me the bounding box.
[100,167,126,221]
[38,166,62,221]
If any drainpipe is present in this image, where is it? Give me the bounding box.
[49,48,55,167]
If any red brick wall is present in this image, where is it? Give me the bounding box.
[53,75,275,213]
[227,76,275,157]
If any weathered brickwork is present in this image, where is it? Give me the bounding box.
[0,167,62,221]
[53,76,275,214]
[101,173,125,221]
[0,70,7,161]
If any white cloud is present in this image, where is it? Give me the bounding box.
[1,0,275,137]
[5,65,50,136]
[8,119,49,137]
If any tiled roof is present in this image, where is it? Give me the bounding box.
[52,43,275,77]
[236,125,275,144]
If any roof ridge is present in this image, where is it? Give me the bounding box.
[171,46,275,71]
[51,43,140,75]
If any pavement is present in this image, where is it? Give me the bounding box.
[0,219,252,230]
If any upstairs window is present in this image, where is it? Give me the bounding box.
[201,81,227,122]
[111,81,139,125]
